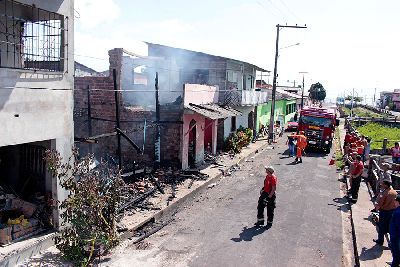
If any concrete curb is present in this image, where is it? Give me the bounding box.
[0,231,55,267]
[337,119,358,267]
[121,140,271,241]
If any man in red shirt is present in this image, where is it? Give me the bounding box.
[347,155,364,203]
[255,166,277,227]
[344,130,352,148]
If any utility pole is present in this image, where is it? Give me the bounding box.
[268,24,307,143]
[299,71,308,109]
[350,88,355,117]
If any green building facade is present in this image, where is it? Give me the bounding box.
[256,98,297,132]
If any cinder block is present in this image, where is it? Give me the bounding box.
[0,227,12,244]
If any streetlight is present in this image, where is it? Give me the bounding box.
[268,24,307,144]
[280,43,300,50]
[299,71,308,109]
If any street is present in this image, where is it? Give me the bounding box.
[105,137,344,267]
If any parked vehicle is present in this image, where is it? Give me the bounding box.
[285,119,298,132]
[297,106,339,153]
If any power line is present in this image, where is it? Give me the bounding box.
[278,0,303,23]
[264,0,287,20]
[256,0,279,18]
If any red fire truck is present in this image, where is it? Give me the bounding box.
[297,106,339,152]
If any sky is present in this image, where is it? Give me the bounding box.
[74,0,400,104]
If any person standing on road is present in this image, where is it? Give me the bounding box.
[374,179,398,246]
[392,142,400,164]
[347,155,364,204]
[286,134,296,157]
[377,163,392,193]
[390,195,400,267]
[364,137,371,162]
[294,131,307,163]
[255,166,277,228]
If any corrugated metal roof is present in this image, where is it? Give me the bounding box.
[185,103,242,120]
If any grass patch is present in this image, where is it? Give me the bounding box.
[334,127,344,169]
[342,106,383,118]
[355,122,400,150]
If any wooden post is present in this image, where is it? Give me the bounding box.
[87,85,92,154]
[113,69,122,170]
[383,138,388,153]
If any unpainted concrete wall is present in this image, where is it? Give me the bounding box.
[0,0,74,229]
[183,84,219,106]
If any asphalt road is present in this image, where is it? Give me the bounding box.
[107,136,344,267]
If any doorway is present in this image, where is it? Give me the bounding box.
[248,111,254,129]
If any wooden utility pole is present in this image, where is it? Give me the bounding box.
[268,24,307,143]
[87,85,93,153]
[113,69,122,170]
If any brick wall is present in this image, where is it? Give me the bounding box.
[74,47,183,168]
[74,75,155,167]
[159,105,183,168]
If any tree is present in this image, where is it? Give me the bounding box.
[308,82,326,101]
[345,95,363,103]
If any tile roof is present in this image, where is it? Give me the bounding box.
[185,103,242,119]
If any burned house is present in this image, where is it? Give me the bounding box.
[74,45,250,170]
[0,0,74,262]
[145,43,270,149]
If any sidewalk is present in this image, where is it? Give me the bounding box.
[339,120,393,266]
[17,137,274,266]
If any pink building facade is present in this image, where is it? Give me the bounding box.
[182,84,219,169]
[181,84,239,169]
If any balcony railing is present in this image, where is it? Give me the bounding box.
[222,89,268,106]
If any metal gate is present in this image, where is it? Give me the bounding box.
[20,144,47,194]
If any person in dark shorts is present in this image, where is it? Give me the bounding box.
[255,166,277,228]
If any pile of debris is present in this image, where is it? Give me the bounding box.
[117,167,209,216]
[0,190,52,245]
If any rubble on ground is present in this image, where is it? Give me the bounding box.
[0,188,53,245]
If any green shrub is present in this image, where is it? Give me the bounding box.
[224,127,253,154]
[45,150,124,266]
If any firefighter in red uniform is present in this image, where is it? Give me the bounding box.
[255,166,277,228]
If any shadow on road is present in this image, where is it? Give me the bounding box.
[359,244,385,261]
[231,225,270,242]
[329,197,350,212]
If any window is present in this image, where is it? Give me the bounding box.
[227,70,239,83]
[243,74,254,90]
[0,0,67,71]
[193,69,209,84]
[231,116,237,132]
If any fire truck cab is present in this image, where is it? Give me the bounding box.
[297,106,339,153]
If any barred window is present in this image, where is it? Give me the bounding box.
[0,0,67,72]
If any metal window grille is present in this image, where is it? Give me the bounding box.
[0,0,67,72]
